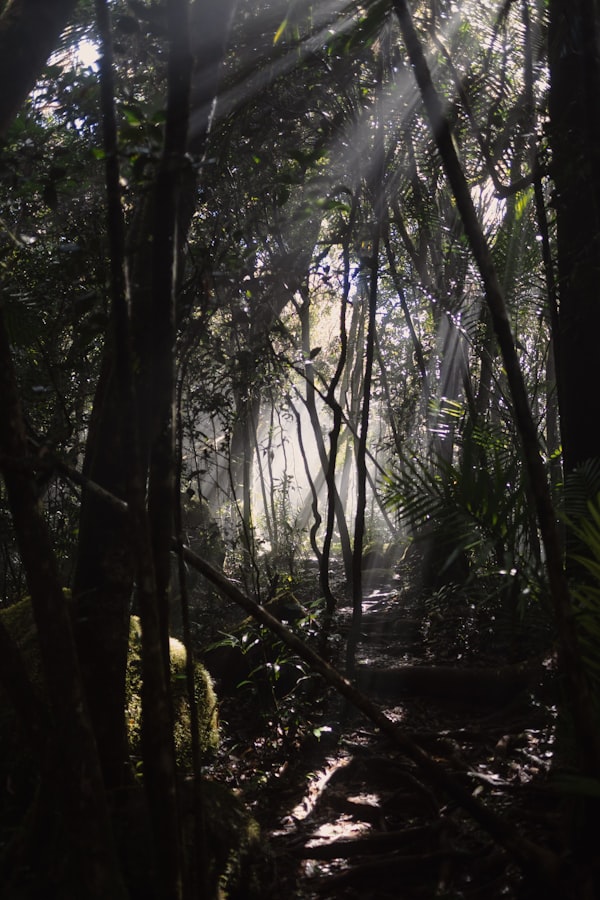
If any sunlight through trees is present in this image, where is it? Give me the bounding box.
[1,1,600,897]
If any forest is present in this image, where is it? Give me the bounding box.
[1,0,600,897]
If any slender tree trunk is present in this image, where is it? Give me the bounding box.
[347,234,380,673]
[289,397,324,566]
[298,288,353,597]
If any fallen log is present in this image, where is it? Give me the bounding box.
[356,662,541,706]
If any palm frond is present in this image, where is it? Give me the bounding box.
[385,401,539,578]
[563,459,600,521]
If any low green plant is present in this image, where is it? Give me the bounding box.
[203,595,323,753]
[386,404,546,627]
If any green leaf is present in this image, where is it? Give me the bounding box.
[122,105,144,127]
[273,18,288,45]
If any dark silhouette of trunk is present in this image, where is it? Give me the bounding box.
[0,313,128,899]
[384,234,428,390]
[547,0,600,868]
[298,286,353,602]
[73,0,235,799]
[77,5,191,898]
[548,1,600,479]
[347,230,380,673]
[320,214,358,605]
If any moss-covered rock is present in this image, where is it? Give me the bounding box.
[0,599,219,766]
[126,615,219,763]
[0,602,271,899]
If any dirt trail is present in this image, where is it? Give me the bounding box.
[213,567,557,899]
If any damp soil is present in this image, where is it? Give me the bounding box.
[208,559,559,900]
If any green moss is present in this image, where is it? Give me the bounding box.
[127,616,219,763]
[0,601,268,899]
[0,600,219,767]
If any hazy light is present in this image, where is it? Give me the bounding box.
[76,38,100,70]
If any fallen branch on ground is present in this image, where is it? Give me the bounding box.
[179,543,564,893]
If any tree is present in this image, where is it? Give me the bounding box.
[548,1,600,477]
[3,1,600,896]
[0,0,234,896]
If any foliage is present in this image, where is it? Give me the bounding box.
[562,458,600,522]
[1,0,600,892]
[201,592,324,748]
[384,400,541,584]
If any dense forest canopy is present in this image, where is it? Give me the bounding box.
[1,1,600,898]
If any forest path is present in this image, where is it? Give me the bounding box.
[236,567,558,900]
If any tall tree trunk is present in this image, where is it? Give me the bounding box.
[72,0,235,794]
[72,0,137,791]
[347,230,381,673]
[547,0,600,869]
[548,1,600,477]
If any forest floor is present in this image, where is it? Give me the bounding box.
[208,557,560,900]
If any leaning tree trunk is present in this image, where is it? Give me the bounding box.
[392,0,600,777]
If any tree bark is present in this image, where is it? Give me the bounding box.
[548,0,600,476]
[73,0,235,795]
[73,0,137,791]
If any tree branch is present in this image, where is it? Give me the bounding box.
[179,543,562,891]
